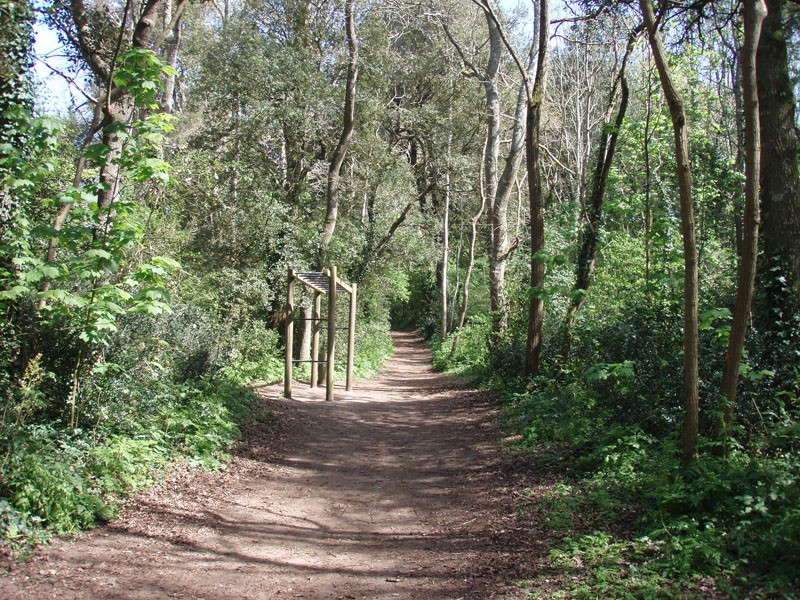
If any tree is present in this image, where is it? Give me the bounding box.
[447,2,530,341]
[319,0,359,267]
[640,0,700,465]
[523,0,550,376]
[755,0,800,359]
[0,0,34,234]
[559,25,639,365]
[718,0,767,450]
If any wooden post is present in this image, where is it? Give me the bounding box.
[284,267,295,399]
[310,291,321,389]
[326,266,337,401]
[346,282,357,391]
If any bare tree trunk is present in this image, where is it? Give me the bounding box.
[319,0,358,266]
[559,29,637,366]
[643,63,654,292]
[481,16,504,338]
[488,15,533,341]
[718,0,766,449]
[640,0,700,466]
[448,7,527,342]
[299,304,313,363]
[162,0,182,114]
[524,0,550,377]
[440,134,451,342]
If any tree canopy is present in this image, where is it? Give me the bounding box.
[2,0,800,595]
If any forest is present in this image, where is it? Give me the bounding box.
[1,0,800,596]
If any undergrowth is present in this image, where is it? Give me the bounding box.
[505,381,800,598]
[0,315,394,554]
[432,319,800,598]
[0,374,266,554]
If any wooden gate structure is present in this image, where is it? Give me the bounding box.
[284,266,357,401]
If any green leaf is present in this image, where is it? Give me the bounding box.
[0,285,30,300]
[151,256,181,270]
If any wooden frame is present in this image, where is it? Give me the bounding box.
[284,266,357,401]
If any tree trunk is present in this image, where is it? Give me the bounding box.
[643,63,654,293]
[299,304,313,363]
[450,137,489,359]
[640,0,700,466]
[524,0,550,377]
[559,29,637,366]
[481,15,505,338]
[162,0,182,114]
[40,0,165,305]
[718,0,767,449]
[756,0,800,337]
[319,0,358,267]
[485,14,532,341]
[440,135,451,342]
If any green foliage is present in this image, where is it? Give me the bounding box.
[220,321,284,383]
[0,45,283,553]
[504,380,800,596]
[113,49,178,109]
[0,374,264,546]
[351,318,394,379]
[87,436,164,498]
[432,315,491,378]
[3,428,111,533]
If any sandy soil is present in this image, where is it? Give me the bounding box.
[0,332,544,599]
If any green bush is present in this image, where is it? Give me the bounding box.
[352,318,393,379]
[88,436,165,498]
[220,320,283,383]
[3,432,110,533]
[505,381,800,596]
[432,315,491,379]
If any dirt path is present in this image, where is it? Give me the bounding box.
[1,332,541,599]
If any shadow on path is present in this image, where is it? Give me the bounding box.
[0,332,535,599]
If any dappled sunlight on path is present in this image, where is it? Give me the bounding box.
[0,332,534,599]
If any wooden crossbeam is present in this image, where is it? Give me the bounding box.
[296,271,350,294]
[285,266,357,401]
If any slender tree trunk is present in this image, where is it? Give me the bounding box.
[640,0,700,466]
[731,32,746,258]
[718,0,767,449]
[446,6,529,343]
[299,304,312,363]
[319,0,358,266]
[524,0,550,377]
[559,29,637,366]
[485,13,532,341]
[644,63,654,293]
[162,0,182,114]
[451,137,490,359]
[481,16,505,338]
[440,134,451,342]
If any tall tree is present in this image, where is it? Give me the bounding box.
[0,0,34,234]
[640,0,700,465]
[755,0,800,350]
[319,0,359,266]
[447,3,529,340]
[524,0,550,376]
[40,0,174,304]
[718,0,767,449]
[559,26,639,365]
[472,0,550,375]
